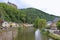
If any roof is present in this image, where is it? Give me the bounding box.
[53,18,60,22]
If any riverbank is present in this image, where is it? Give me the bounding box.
[49,33,60,40]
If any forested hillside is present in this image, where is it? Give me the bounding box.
[20,8,59,23]
[0,3,59,23]
[0,3,21,23]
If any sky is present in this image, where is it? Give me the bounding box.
[0,0,60,16]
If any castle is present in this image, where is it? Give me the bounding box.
[8,2,17,8]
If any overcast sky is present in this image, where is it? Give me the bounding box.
[0,0,60,16]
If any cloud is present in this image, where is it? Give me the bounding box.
[20,0,60,16]
[0,0,30,8]
[0,0,60,16]
[15,0,30,9]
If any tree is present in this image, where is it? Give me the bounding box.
[20,11,26,23]
[34,17,40,28]
[56,20,60,29]
[39,19,46,30]
[34,17,46,30]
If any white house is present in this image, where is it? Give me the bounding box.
[47,21,52,26]
[9,22,19,27]
[2,21,10,27]
[11,23,16,27]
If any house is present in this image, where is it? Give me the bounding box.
[47,18,60,30]
[9,22,19,27]
[50,18,60,30]
[2,21,10,27]
[53,18,60,23]
[47,21,52,26]
[50,22,57,30]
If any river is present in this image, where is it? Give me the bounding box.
[35,29,55,40]
[16,27,55,40]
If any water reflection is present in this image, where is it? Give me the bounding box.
[35,29,55,40]
[17,27,55,40]
[35,29,41,40]
[16,27,35,40]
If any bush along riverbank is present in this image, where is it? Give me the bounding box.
[49,33,60,40]
[42,28,60,40]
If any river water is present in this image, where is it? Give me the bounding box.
[16,27,55,40]
[35,29,41,40]
[35,29,55,40]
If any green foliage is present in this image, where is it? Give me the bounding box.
[21,8,59,23]
[0,3,20,22]
[34,17,46,29]
[49,33,60,40]
[0,3,59,23]
[34,17,40,28]
[19,11,27,23]
[39,19,46,29]
[56,20,60,29]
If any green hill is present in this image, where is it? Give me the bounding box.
[0,3,21,22]
[0,3,59,23]
[20,8,59,23]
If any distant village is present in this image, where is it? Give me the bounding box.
[46,18,60,35]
